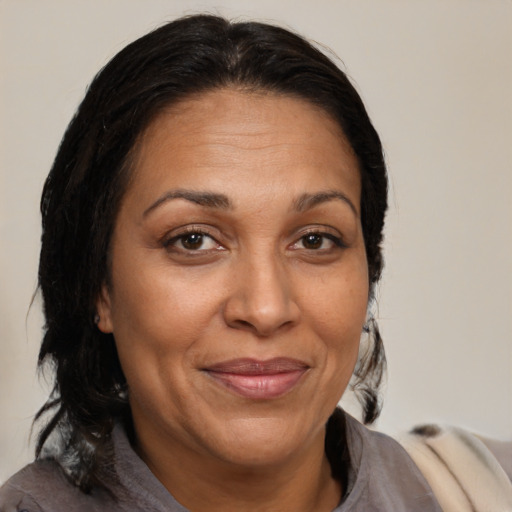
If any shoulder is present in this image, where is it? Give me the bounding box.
[341,413,442,511]
[344,412,431,479]
[347,415,416,466]
[0,459,117,512]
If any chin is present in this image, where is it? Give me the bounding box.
[207,415,319,468]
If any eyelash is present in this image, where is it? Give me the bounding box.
[163,227,221,253]
[163,227,346,255]
[292,230,346,251]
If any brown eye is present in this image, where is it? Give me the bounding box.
[165,231,219,252]
[302,233,323,249]
[290,231,344,252]
[181,233,205,250]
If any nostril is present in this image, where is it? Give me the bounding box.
[233,319,277,336]
[228,317,297,338]
[236,319,254,330]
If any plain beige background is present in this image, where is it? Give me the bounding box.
[1,0,511,482]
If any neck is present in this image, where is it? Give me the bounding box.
[136,425,342,512]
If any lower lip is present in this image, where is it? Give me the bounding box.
[205,369,307,399]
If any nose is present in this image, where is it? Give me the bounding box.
[223,252,300,337]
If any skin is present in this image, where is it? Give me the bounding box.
[97,88,369,511]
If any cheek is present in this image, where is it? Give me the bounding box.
[108,269,218,400]
[302,264,368,334]
[107,263,233,406]
[110,259,224,345]
[299,258,369,380]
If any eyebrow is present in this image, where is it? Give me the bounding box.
[293,191,358,216]
[143,189,232,217]
[143,188,357,217]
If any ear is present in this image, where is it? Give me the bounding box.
[95,284,114,333]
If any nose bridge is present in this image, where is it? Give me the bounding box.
[224,244,299,336]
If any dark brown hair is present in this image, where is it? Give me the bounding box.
[36,14,388,491]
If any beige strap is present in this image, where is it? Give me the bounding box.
[399,425,512,512]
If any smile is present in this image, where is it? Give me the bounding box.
[203,358,310,399]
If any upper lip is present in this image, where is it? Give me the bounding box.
[203,357,309,375]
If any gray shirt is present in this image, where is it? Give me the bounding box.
[0,413,441,511]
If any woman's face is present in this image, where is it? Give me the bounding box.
[97,89,369,470]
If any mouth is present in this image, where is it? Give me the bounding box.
[202,358,310,400]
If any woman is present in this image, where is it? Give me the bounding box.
[0,13,495,511]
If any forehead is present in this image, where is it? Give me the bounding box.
[140,88,352,154]
[125,88,361,211]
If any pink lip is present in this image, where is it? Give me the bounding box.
[203,358,309,399]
